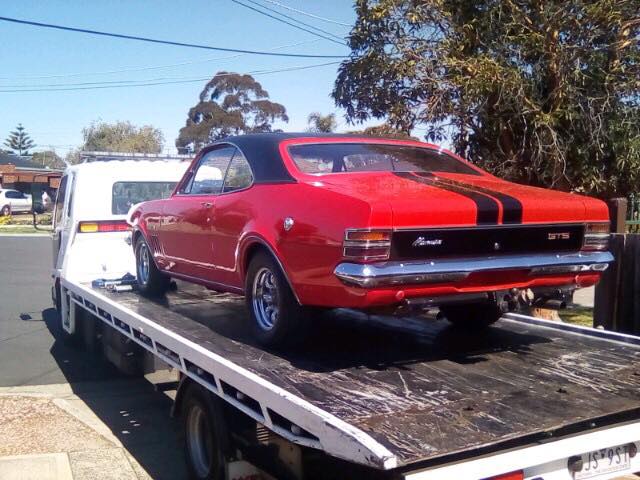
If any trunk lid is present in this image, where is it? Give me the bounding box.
[313,172,604,260]
[315,171,595,226]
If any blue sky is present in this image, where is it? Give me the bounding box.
[0,1,367,156]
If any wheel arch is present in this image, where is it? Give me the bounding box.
[131,227,144,248]
[240,236,302,305]
[131,226,165,276]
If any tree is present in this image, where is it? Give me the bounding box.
[307,112,338,133]
[82,121,164,153]
[4,124,35,155]
[177,72,289,152]
[348,123,418,140]
[31,150,65,169]
[334,1,640,197]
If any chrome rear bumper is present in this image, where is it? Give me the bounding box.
[334,251,614,288]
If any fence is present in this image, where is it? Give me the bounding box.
[594,234,640,334]
[627,194,640,233]
[593,198,640,334]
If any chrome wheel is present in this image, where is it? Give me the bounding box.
[186,404,213,478]
[252,267,279,331]
[137,243,150,285]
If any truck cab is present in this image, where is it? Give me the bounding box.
[52,152,191,313]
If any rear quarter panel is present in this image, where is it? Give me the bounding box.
[234,182,391,303]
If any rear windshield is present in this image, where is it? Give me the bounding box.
[288,143,480,176]
[112,182,177,214]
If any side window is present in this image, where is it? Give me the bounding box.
[54,176,68,227]
[223,150,253,193]
[6,191,20,199]
[184,147,235,195]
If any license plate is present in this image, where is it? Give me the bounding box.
[574,444,631,479]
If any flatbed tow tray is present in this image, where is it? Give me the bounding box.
[68,280,640,472]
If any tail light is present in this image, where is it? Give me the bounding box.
[343,229,391,261]
[582,222,610,251]
[78,220,130,233]
[483,472,523,480]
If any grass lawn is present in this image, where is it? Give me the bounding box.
[559,306,594,327]
[0,213,52,234]
[0,225,50,234]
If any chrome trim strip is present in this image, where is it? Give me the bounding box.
[334,251,614,288]
[167,270,245,295]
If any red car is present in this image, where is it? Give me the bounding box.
[129,133,612,346]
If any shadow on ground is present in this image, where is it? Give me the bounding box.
[42,307,188,480]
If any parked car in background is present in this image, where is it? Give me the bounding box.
[129,133,613,346]
[0,189,32,215]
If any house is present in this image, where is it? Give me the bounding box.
[0,152,63,200]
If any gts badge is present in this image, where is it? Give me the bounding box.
[548,232,570,240]
[413,236,443,247]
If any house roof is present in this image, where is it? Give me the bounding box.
[0,152,41,169]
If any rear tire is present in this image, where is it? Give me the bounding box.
[135,236,170,296]
[245,251,309,347]
[182,384,227,480]
[440,302,503,329]
[1,205,10,216]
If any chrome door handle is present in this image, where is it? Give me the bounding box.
[201,202,213,208]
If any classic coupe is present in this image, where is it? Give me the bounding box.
[129,133,612,346]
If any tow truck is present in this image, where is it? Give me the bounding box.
[52,153,640,480]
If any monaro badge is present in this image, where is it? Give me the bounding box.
[413,237,443,247]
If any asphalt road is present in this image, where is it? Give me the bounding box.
[0,235,121,387]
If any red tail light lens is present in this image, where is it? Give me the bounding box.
[78,220,130,233]
[484,471,524,480]
[343,229,392,261]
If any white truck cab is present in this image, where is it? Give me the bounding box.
[52,153,191,309]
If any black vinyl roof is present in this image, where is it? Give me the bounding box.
[211,132,398,184]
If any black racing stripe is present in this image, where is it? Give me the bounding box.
[394,172,499,225]
[433,177,523,224]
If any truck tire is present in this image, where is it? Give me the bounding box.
[182,384,227,480]
[245,251,309,348]
[1,205,10,216]
[440,302,503,329]
[135,236,170,296]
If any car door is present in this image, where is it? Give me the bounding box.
[3,191,17,212]
[17,191,31,212]
[209,148,255,286]
[162,146,235,280]
[6,190,27,212]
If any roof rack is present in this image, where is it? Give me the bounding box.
[80,151,194,163]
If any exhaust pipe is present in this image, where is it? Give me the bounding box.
[535,298,567,310]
